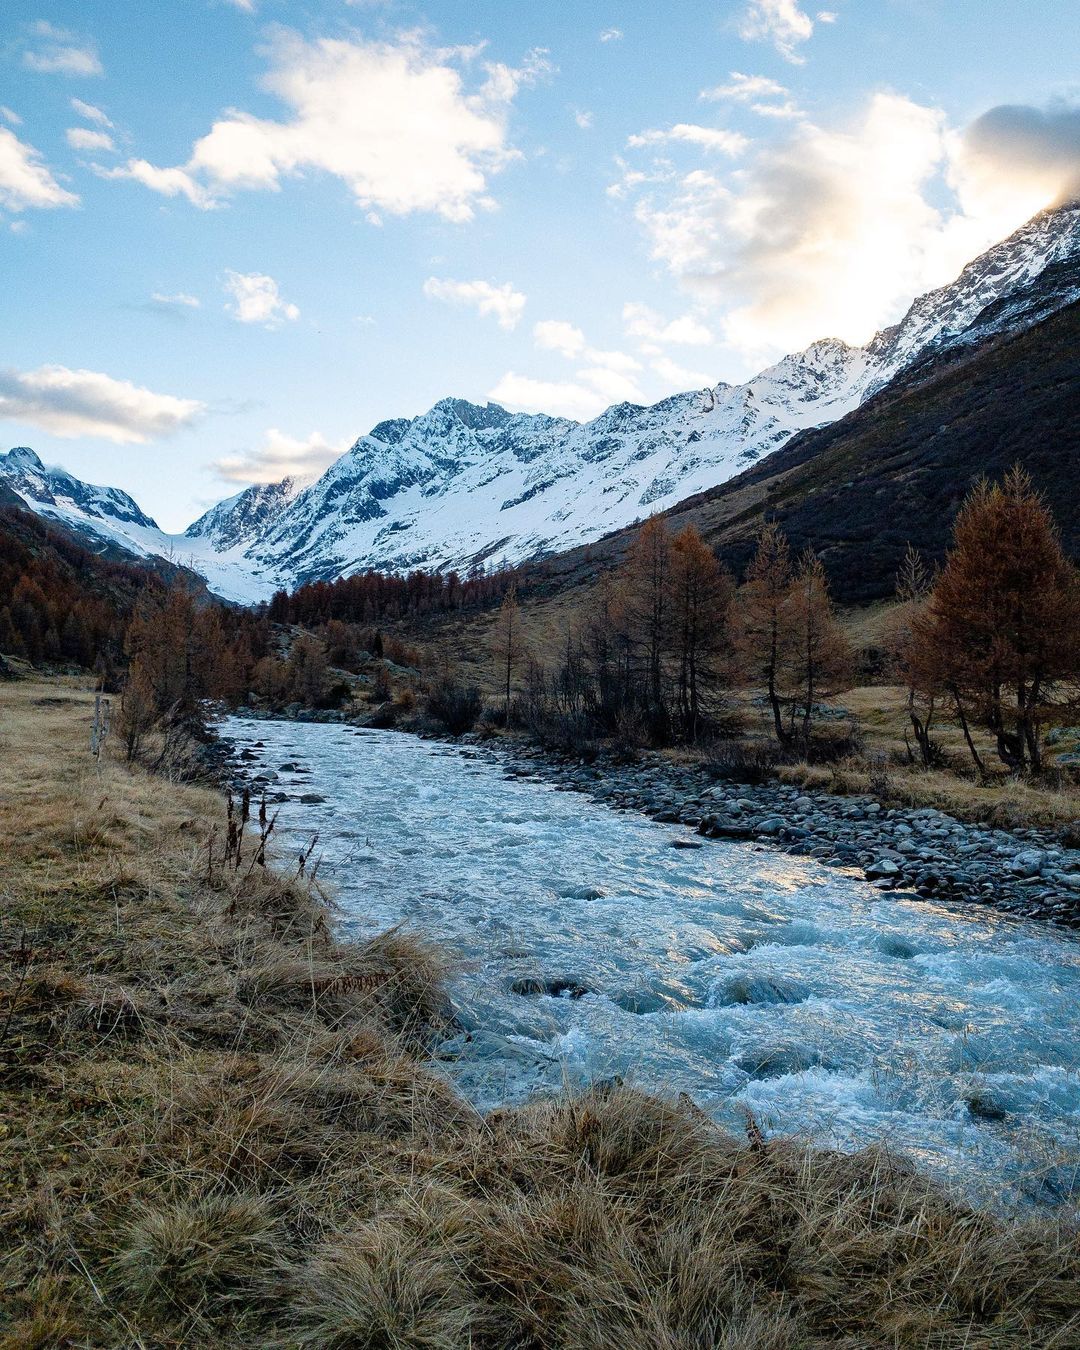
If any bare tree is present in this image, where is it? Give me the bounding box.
[787,550,853,747]
[735,522,795,744]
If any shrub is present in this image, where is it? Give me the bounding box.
[704,739,780,785]
[804,720,864,763]
[424,679,481,735]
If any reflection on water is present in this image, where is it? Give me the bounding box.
[225,718,1080,1211]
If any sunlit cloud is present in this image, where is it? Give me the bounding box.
[628,124,748,155]
[701,72,801,119]
[96,158,216,209]
[625,94,1080,361]
[223,271,300,327]
[0,364,203,442]
[213,428,342,484]
[109,30,549,223]
[738,0,817,64]
[622,303,713,347]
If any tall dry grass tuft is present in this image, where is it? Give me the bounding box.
[2,679,1079,1348]
[114,1193,280,1318]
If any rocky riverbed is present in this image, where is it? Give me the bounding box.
[471,742,1080,931]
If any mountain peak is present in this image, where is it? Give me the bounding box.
[185,477,301,550]
[2,446,44,470]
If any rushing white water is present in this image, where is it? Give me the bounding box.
[225,717,1080,1210]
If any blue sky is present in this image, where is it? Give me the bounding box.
[2,0,1079,529]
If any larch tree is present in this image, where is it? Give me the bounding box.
[889,544,942,768]
[492,577,522,723]
[736,521,795,744]
[787,550,853,747]
[668,524,733,741]
[617,515,673,737]
[908,467,1080,774]
[288,633,330,707]
[123,584,202,722]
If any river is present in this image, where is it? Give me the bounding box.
[224,716,1080,1212]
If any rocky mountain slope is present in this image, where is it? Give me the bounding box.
[3,201,1078,603]
[523,293,1080,607]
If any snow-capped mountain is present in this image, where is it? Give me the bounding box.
[186,478,300,551]
[3,201,1079,604]
[0,445,159,531]
[0,447,277,603]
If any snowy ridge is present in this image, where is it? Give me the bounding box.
[0,447,279,603]
[3,201,1079,604]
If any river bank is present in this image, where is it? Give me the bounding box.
[220,714,1080,1213]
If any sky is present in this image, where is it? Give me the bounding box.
[1,0,1079,531]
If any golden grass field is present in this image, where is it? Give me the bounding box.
[2,677,1079,1348]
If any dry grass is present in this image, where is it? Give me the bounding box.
[394,589,1080,830]
[2,677,1079,1347]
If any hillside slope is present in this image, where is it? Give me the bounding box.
[517,295,1080,608]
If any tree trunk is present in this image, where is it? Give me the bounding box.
[951,687,986,778]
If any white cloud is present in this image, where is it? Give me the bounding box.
[627,94,1080,361]
[70,98,111,126]
[573,108,594,130]
[650,355,714,388]
[66,126,115,153]
[701,71,800,119]
[493,317,649,419]
[599,28,623,42]
[703,73,788,103]
[0,364,203,443]
[22,22,103,78]
[0,127,79,211]
[151,292,201,309]
[119,31,547,222]
[950,102,1080,224]
[214,428,341,485]
[738,0,816,64]
[423,277,526,329]
[533,319,586,357]
[223,271,300,327]
[628,124,748,155]
[623,302,714,346]
[224,0,256,10]
[489,372,613,421]
[97,158,215,209]
[817,11,838,23]
[0,107,22,126]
